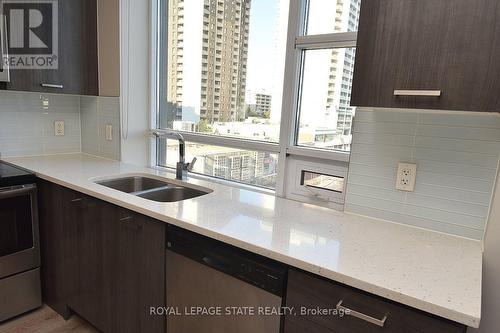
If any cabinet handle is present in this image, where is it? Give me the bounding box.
[70,198,83,202]
[119,216,143,232]
[336,300,387,327]
[41,83,64,89]
[393,90,441,97]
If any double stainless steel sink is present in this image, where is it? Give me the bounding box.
[95,176,211,202]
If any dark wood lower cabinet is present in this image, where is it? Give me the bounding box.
[284,316,334,333]
[38,181,79,319]
[38,180,165,333]
[285,269,466,333]
[104,209,166,333]
[39,180,469,333]
[67,196,106,331]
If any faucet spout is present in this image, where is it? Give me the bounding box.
[151,129,194,181]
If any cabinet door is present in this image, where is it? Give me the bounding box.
[6,68,43,94]
[38,180,77,319]
[39,181,165,332]
[4,0,98,95]
[40,0,98,95]
[285,269,466,333]
[104,209,166,333]
[350,0,500,112]
[67,195,106,331]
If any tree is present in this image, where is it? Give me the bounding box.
[198,120,212,133]
[246,105,259,118]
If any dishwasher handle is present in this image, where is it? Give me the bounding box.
[202,255,232,273]
[166,224,288,297]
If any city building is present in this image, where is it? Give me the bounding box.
[255,93,272,117]
[165,0,185,125]
[325,0,360,150]
[203,148,277,187]
[165,141,278,188]
[166,0,251,127]
[296,0,360,152]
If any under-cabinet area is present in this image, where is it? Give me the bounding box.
[27,177,472,333]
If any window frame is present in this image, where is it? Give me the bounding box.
[152,0,358,198]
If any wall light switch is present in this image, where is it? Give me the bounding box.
[396,162,417,192]
[54,121,65,136]
[105,124,113,141]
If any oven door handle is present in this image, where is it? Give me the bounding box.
[0,184,37,198]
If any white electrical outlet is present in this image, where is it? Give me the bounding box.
[54,121,65,136]
[396,162,417,192]
[105,124,113,141]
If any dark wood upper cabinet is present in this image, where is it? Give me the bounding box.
[2,0,119,96]
[350,0,500,112]
[42,0,99,95]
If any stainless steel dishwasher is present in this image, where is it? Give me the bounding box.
[166,225,287,333]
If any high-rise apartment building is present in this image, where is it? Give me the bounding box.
[201,0,251,123]
[165,0,185,125]
[166,0,251,126]
[326,0,360,150]
[255,93,271,117]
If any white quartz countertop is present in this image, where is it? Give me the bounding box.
[4,153,482,327]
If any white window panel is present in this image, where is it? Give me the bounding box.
[285,156,348,211]
[153,0,362,205]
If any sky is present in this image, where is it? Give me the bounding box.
[245,0,280,96]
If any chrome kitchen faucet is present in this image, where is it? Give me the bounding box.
[151,129,197,181]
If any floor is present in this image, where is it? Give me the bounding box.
[0,306,98,333]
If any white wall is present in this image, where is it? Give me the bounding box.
[81,96,121,160]
[0,0,149,164]
[0,91,81,157]
[345,108,500,240]
[119,0,152,166]
[471,164,500,332]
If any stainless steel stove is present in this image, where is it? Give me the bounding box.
[0,161,41,322]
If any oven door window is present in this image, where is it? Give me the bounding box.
[0,193,34,256]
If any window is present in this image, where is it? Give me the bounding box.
[294,0,360,153]
[156,0,361,199]
[163,140,279,189]
[305,0,360,35]
[301,171,345,193]
[158,0,288,143]
[297,48,356,151]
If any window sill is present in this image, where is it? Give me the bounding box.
[149,164,276,196]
